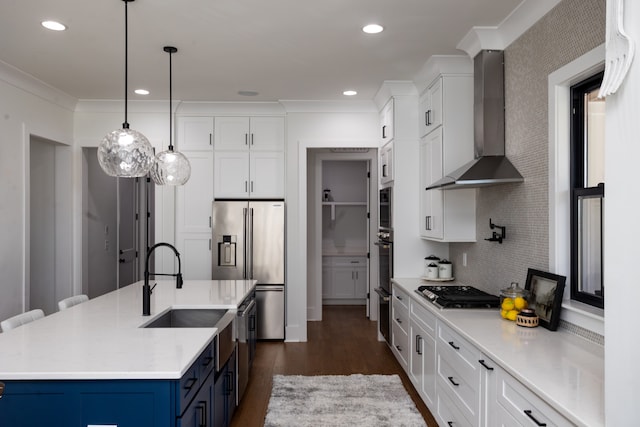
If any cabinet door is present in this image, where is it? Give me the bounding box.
[214,117,250,151]
[249,151,285,198]
[380,142,393,184]
[178,234,212,280]
[214,151,250,198]
[421,130,444,239]
[176,151,213,233]
[249,117,285,151]
[353,266,367,299]
[332,268,356,298]
[177,117,213,151]
[427,78,443,130]
[177,374,212,427]
[380,98,394,141]
[410,319,436,407]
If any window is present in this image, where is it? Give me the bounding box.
[570,71,604,309]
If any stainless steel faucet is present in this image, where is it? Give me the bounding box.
[143,242,184,316]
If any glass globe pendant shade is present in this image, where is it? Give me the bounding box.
[151,149,191,185]
[97,126,155,177]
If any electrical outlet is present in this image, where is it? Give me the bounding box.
[462,252,467,267]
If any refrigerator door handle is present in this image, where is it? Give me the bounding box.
[248,207,254,279]
[243,207,248,279]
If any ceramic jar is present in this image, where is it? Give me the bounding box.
[438,259,453,279]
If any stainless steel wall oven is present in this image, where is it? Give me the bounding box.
[374,229,393,343]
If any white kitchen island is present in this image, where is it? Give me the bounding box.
[0,279,256,427]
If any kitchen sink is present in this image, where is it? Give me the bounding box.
[142,308,229,328]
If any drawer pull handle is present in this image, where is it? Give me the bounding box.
[447,423,454,427]
[416,335,423,355]
[202,356,213,367]
[524,410,547,426]
[0,381,4,399]
[197,401,207,427]
[184,377,197,391]
[395,345,403,352]
[478,359,494,370]
[396,318,402,324]
[397,295,403,300]
[447,376,460,387]
[448,341,460,350]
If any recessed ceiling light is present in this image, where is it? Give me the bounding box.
[238,90,259,97]
[134,89,150,95]
[41,20,67,31]
[362,24,383,34]
[343,90,357,96]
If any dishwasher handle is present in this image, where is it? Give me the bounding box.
[238,299,256,318]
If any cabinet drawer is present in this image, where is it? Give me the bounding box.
[198,341,215,380]
[333,257,366,267]
[391,319,409,367]
[437,323,481,379]
[392,303,409,335]
[410,300,436,337]
[437,353,480,424]
[436,389,473,427]
[392,287,410,311]
[496,369,573,427]
[177,361,201,416]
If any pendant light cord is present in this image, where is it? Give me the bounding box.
[168,49,173,151]
[122,0,131,129]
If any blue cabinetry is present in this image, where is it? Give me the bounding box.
[0,343,237,427]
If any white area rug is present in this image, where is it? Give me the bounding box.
[264,374,427,427]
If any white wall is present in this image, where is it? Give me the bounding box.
[0,64,75,322]
[284,106,380,341]
[604,1,640,423]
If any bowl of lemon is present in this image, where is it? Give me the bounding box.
[500,282,530,322]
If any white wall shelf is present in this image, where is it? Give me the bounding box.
[322,201,367,221]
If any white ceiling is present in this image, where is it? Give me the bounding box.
[0,0,525,102]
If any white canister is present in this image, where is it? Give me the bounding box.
[426,263,439,279]
[438,259,453,279]
[424,255,440,276]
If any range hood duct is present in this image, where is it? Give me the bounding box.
[427,50,523,190]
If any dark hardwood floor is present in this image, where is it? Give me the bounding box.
[230,305,438,426]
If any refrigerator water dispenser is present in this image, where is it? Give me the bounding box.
[217,235,237,266]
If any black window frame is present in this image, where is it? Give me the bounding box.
[569,71,605,309]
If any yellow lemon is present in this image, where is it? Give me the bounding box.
[500,309,508,319]
[514,297,528,311]
[506,310,518,321]
[501,298,514,311]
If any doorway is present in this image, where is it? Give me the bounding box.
[82,148,153,298]
[307,148,379,322]
[28,136,73,315]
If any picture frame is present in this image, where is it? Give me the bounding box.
[524,268,566,331]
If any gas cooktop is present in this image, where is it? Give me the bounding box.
[415,285,499,309]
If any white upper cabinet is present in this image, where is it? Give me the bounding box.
[380,98,394,143]
[213,116,285,199]
[419,72,476,242]
[176,117,214,151]
[214,116,284,152]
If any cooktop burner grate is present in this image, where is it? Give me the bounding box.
[415,285,499,309]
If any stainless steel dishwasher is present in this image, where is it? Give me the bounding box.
[237,291,257,402]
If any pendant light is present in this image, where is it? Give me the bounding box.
[151,46,191,185]
[97,0,154,178]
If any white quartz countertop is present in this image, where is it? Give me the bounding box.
[392,278,604,427]
[0,280,256,381]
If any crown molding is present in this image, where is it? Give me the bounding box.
[457,0,562,58]
[0,59,77,112]
[414,55,473,94]
[373,81,418,110]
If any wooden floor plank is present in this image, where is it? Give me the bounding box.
[230,305,438,426]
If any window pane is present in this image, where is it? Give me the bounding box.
[577,194,603,298]
[585,89,605,187]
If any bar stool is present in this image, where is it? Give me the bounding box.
[1,309,45,332]
[58,294,89,311]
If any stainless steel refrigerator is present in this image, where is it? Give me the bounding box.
[212,200,285,340]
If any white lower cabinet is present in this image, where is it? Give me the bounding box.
[391,287,410,370]
[390,287,574,427]
[493,366,573,427]
[409,300,437,407]
[436,323,482,426]
[322,257,367,300]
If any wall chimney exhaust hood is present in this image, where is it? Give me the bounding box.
[427,50,523,190]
